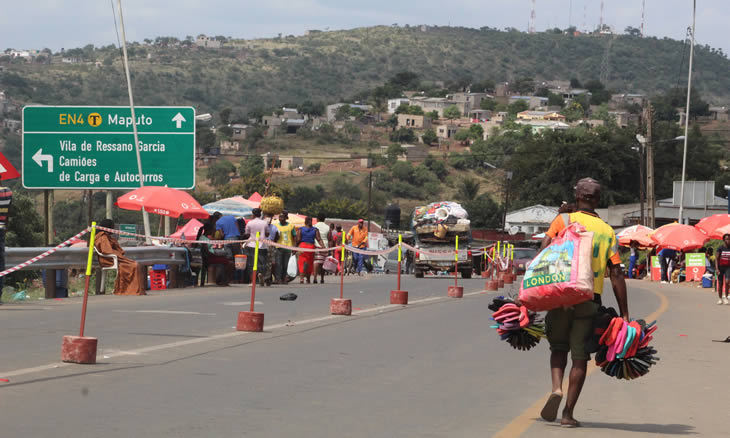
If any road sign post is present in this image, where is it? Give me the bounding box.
[22,106,195,189]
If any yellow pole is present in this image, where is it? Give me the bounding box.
[398,234,402,262]
[85,223,97,276]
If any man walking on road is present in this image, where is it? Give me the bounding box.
[244,208,269,286]
[347,219,368,275]
[538,177,629,428]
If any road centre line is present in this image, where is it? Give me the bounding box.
[492,287,670,438]
[0,289,491,380]
[113,310,217,315]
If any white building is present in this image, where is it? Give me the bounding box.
[387,98,410,114]
[504,205,559,234]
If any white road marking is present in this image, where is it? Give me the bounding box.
[0,289,491,379]
[220,301,263,306]
[113,310,217,316]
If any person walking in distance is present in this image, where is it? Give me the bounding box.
[347,219,369,275]
[538,178,629,428]
[715,234,730,305]
[313,214,330,284]
[0,185,11,304]
[628,240,639,279]
[243,208,269,286]
[275,211,296,284]
[296,216,324,284]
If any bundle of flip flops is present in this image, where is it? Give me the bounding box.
[590,307,659,380]
[489,297,545,351]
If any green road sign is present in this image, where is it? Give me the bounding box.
[22,106,195,189]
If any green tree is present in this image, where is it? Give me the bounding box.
[303,198,367,219]
[425,110,440,120]
[421,129,438,145]
[457,177,481,200]
[454,129,471,145]
[386,144,405,163]
[391,161,415,182]
[306,162,321,173]
[443,105,461,120]
[480,99,497,111]
[389,128,416,143]
[547,92,565,107]
[561,102,585,121]
[508,100,529,116]
[469,124,484,140]
[463,194,503,228]
[196,124,216,153]
[239,155,265,179]
[424,155,448,180]
[207,160,236,186]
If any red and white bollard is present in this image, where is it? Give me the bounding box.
[390,241,408,305]
[61,335,98,364]
[448,285,464,298]
[331,298,352,315]
[238,232,265,332]
[237,311,264,332]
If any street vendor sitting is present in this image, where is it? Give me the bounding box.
[95,219,146,295]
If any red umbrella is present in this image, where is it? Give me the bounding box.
[116,186,209,219]
[695,214,730,240]
[617,225,655,248]
[713,224,730,240]
[169,218,204,240]
[650,223,709,251]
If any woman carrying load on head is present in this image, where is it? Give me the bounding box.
[296,216,324,284]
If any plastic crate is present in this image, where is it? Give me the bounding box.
[150,270,167,290]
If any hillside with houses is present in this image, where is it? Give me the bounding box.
[0,26,728,242]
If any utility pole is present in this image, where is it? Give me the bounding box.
[639,141,645,226]
[678,0,696,224]
[367,171,372,232]
[645,103,655,228]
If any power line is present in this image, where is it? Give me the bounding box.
[109,0,122,54]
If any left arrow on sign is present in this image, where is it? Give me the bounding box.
[33,148,54,172]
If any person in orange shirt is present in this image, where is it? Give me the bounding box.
[347,219,369,275]
[538,178,629,428]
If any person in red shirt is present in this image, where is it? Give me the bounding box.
[716,234,730,301]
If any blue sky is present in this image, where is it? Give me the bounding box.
[2,0,727,54]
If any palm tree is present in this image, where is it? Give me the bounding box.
[457,177,480,200]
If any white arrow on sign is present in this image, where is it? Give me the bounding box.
[172,112,186,129]
[33,148,54,173]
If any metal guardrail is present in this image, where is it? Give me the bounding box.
[6,246,189,271]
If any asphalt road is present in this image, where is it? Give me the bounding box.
[0,273,715,437]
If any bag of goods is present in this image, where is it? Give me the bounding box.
[518,222,594,311]
[287,255,298,278]
[260,195,284,215]
[323,256,338,273]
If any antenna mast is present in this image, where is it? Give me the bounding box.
[600,0,604,31]
[529,0,536,34]
[641,0,646,37]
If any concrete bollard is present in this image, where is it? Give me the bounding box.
[390,290,408,305]
[331,298,352,315]
[61,335,98,364]
[503,273,514,284]
[237,311,264,332]
[485,280,499,291]
[447,286,464,298]
[497,279,505,289]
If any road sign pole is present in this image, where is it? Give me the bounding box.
[117,0,152,240]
